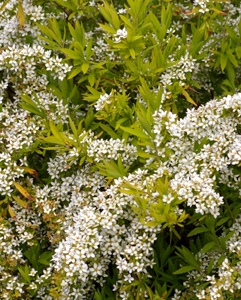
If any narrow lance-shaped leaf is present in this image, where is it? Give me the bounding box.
[8,204,16,219]
[49,121,66,143]
[50,18,62,44]
[17,1,25,29]
[12,195,28,209]
[13,182,33,202]
[173,265,196,275]
[0,0,11,12]
[182,90,197,106]
[82,63,89,74]
[201,241,216,253]
[120,126,150,139]
[187,227,209,237]
[68,115,78,139]
[20,167,38,178]
[41,136,66,145]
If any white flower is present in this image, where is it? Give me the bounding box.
[114,28,128,43]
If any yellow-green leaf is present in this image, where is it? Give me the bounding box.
[98,23,116,34]
[130,48,135,59]
[41,136,66,145]
[68,66,82,79]
[182,90,197,106]
[69,115,78,139]
[88,73,95,86]
[17,1,25,29]
[20,167,38,178]
[13,182,33,202]
[120,126,150,139]
[12,196,28,209]
[8,205,16,219]
[210,7,226,15]
[220,53,228,71]
[82,63,89,74]
[0,0,11,12]
[49,121,66,143]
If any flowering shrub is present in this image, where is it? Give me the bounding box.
[1,0,241,299]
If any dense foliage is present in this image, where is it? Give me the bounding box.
[1,0,241,299]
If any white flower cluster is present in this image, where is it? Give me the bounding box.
[94,93,113,111]
[0,45,71,84]
[150,93,241,217]
[0,0,45,47]
[0,203,45,299]
[114,28,128,43]
[160,52,199,102]
[87,137,137,164]
[193,0,210,13]
[226,215,241,256]
[51,166,161,299]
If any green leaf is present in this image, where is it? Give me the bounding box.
[38,251,53,266]
[182,90,197,106]
[216,217,230,227]
[228,53,238,67]
[60,48,83,60]
[88,73,96,87]
[69,115,78,139]
[37,35,59,48]
[187,227,209,237]
[201,241,216,253]
[99,123,119,139]
[49,0,74,9]
[20,94,45,117]
[37,23,59,43]
[145,220,162,227]
[12,196,28,209]
[41,136,66,145]
[136,151,154,158]
[98,23,116,34]
[68,66,83,79]
[173,265,195,275]
[207,258,215,274]
[220,53,228,71]
[176,246,200,270]
[136,104,153,136]
[119,15,133,28]
[23,245,40,269]
[49,121,65,143]
[218,255,226,265]
[225,25,239,43]
[86,40,93,60]
[49,18,62,44]
[120,126,150,139]
[20,103,42,117]
[98,1,120,30]
[98,160,126,178]
[222,230,235,243]
[47,85,62,99]
[18,266,30,283]
[130,48,135,59]
[236,46,241,59]
[84,107,95,130]
[82,63,89,74]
